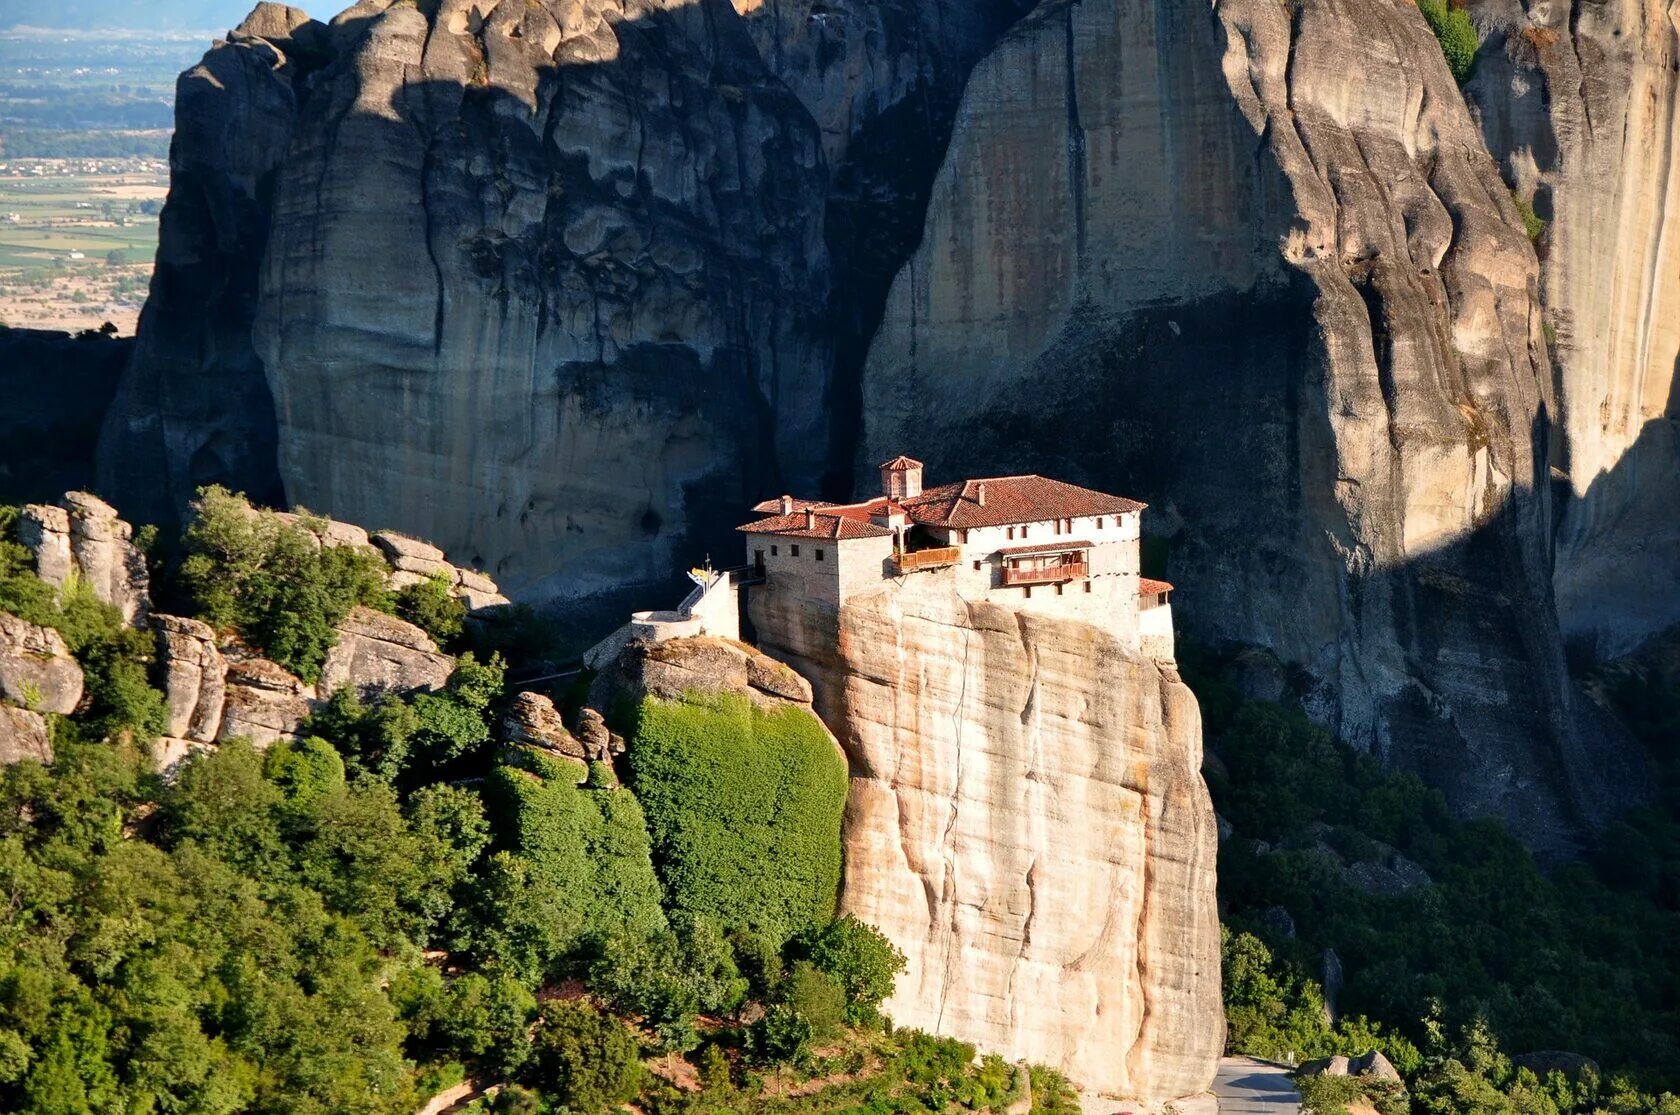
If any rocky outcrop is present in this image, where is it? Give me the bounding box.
[98,0,1029,624]
[591,635,816,712]
[853,0,1646,852]
[502,691,584,758]
[218,654,314,747]
[1463,1,1680,659]
[0,706,52,766]
[95,4,327,525]
[20,493,151,624]
[316,606,453,700]
[753,583,1221,1104]
[153,614,227,743]
[0,613,84,716]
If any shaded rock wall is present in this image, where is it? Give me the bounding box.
[1464,0,1680,658]
[751,580,1221,1104]
[854,0,1645,851]
[0,327,128,505]
[96,6,327,525]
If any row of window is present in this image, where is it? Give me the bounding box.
[1004,516,1112,542]
[758,545,825,562]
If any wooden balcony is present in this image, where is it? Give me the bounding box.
[893,546,962,574]
[1002,560,1088,586]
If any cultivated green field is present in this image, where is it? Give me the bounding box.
[0,163,166,332]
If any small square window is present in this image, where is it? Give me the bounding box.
[791,544,801,557]
[972,560,982,571]
[815,549,825,561]
[1096,517,1105,529]
[1007,527,1015,540]
[1083,581,1092,593]
[770,545,778,556]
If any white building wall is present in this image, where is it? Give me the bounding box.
[1139,600,1175,660]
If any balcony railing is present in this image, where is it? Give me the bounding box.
[892,546,962,574]
[1001,560,1089,586]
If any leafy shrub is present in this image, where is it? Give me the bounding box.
[524,1001,643,1114]
[470,752,666,983]
[179,486,391,682]
[782,962,845,1043]
[1417,0,1479,84]
[1512,192,1544,242]
[749,1004,813,1065]
[804,915,907,1026]
[1028,1064,1082,1115]
[396,573,465,648]
[1295,1073,1367,1115]
[627,691,847,945]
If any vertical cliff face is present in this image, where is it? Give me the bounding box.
[97,4,325,525]
[1464,0,1680,658]
[856,0,1645,850]
[100,0,1025,621]
[752,582,1221,1104]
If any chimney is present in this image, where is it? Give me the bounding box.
[780,494,793,515]
[804,508,816,530]
[880,455,924,500]
[975,482,987,507]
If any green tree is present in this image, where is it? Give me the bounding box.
[524,1001,642,1114]
[396,574,466,648]
[1417,0,1479,83]
[804,915,907,1026]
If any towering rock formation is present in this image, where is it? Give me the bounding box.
[751,580,1221,1105]
[1464,0,1680,659]
[99,0,1024,624]
[855,0,1645,851]
[97,5,325,525]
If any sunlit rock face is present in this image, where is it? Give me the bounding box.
[103,0,1025,628]
[1464,0,1680,660]
[753,580,1222,1106]
[855,0,1647,852]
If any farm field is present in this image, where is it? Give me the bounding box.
[0,159,166,334]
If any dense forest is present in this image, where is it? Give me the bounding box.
[1189,640,1680,1115]
[0,493,1081,1114]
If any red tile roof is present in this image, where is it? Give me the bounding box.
[1139,578,1174,596]
[750,496,834,514]
[996,540,1095,558]
[879,455,924,471]
[903,475,1145,529]
[738,511,894,540]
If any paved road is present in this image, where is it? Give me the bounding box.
[1212,1057,1302,1115]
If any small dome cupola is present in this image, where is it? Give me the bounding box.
[879,454,924,500]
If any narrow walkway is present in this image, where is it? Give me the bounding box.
[1213,1057,1301,1115]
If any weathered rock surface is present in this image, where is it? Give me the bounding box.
[1464,0,1680,659]
[218,654,313,746]
[502,691,586,760]
[0,613,84,715]
[153,614,228,743]
[99,0,1029,625]
[316,605,452,700]
[753,582,1221,1103]
[95,3,324,525]
[0,706,53,766]
[20,493,151,624]
[854,0,1646,852]
[591,635,817,713]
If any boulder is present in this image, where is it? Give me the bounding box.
[371,531,446,564]
[1298,1055,1353,1078]
[0,706,52,765]
[218,655,312,747]
[746,652,814,703]
[152,614,227,743]
[20,493,150,625]
[0,612,84,715]
[455,568,499,595]
[1349,1051,1401,1084]
[502,692,586,760]
[459,589,513,613]
[316,606,453,699]
[573,706,622,760]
